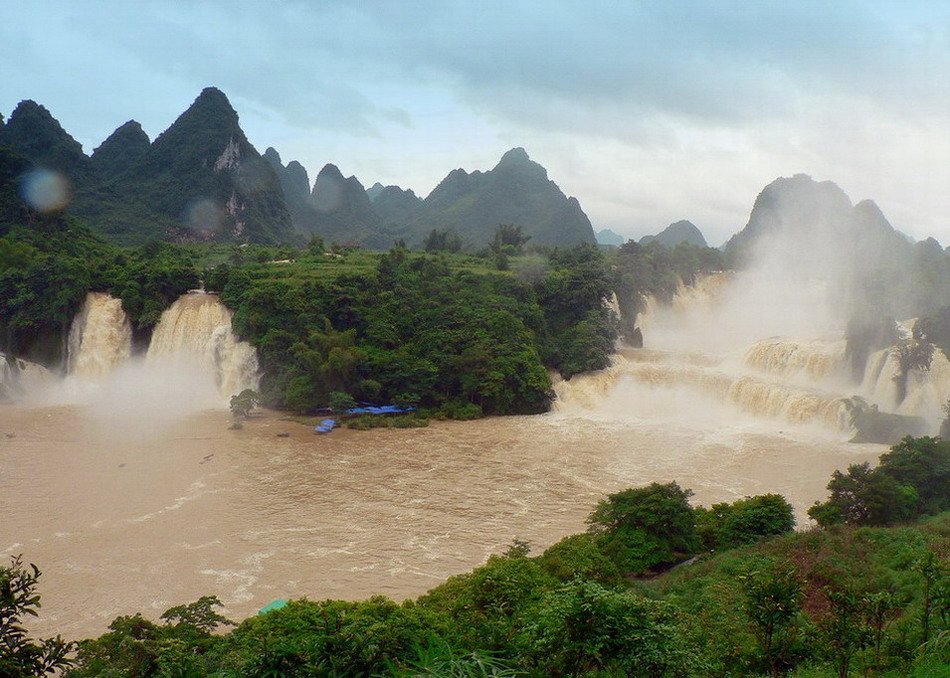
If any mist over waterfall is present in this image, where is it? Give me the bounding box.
[67,292,133,378]
[28,292,259,431]
[555,271,950,440]
[0,353,50,401]
[552,175,950,441]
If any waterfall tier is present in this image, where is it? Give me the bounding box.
[147,293,259,400]
[67,292,133,378]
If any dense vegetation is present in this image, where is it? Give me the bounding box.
[0,173,191,357]
[1,144,622,414]
[3,437,947,677]
[0,147,201,362]
[608,239,725,343]
[809,436,950,528]
[215,240,617,415]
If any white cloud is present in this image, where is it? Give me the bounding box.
[2,0,949,245]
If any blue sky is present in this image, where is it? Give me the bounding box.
[3,0,949,245]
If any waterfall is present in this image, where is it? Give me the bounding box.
[557,258,950,439]
[147,293,259,400]
[859,346,950,423]
[743,338,847,381]
[0,353,50,401]
[67,292,132,377]
[635,273,735,351]
[554,352,850,431]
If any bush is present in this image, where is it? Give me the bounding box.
[439,400,483,420]
[809,436,950,527]
[587,482,700,573]
[696,494,796,551]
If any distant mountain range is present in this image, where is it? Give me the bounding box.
[595,228,625,246]
[2,88,946,274]
[0,88,596,248]
[595,221,710,249]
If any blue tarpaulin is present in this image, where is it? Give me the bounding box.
[314,418,336,433]
[345,405,416,415]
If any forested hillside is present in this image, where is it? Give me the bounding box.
[0,91,600,249]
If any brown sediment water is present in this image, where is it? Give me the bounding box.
[1,402,883,641]
[5,277,948,642]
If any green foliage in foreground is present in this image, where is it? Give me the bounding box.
[809,436,950,528]
[587,482,701,573]
[48,514,950,677]
[0,555,75,677]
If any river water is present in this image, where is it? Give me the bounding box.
[1,399,882,641]
[5,283,940,641]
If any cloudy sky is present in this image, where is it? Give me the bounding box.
[3,0,949,246]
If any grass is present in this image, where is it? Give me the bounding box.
[279,413,431,430]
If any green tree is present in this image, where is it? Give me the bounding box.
[523,579,702,676]
[696,494,795,551]
[69,597,231,677]
[423,229,462,253]
[159,595,233,635]
[877,436,950,515]
[738,559,804,678]
[808,461,919,527]
[809,436,950,527]
[328,390,357,412]
[490,224,530,256]
[914,551,948,644]
[818,587,869,678]
[229,389,261,419]
[587,482,700,573]
[861,589,902,672]
[535,533,622,586]
[0,555,74,677]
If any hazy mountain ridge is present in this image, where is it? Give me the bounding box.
[724,173,948,321]
[1,92,945,258]
[371,185,425,228]
[409,147,597,248]
[595,228,626,246]
[259,144,598,249]
[641,220,708,248]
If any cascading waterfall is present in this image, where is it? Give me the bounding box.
[67,292,133,378]
[554,352,850,430]
[859,345,950,422]
[17,291,259,418]
[743,338,847,382]
[147,293,259,400]
[557,276,950,438]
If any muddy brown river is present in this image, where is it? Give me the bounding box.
[1,400,883,640]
